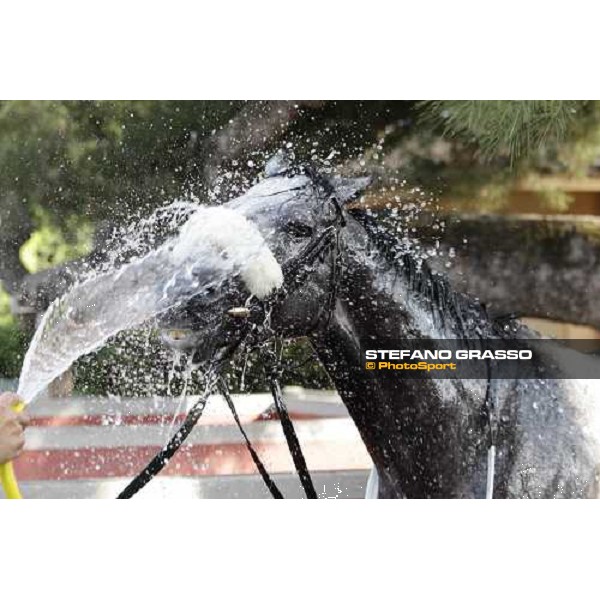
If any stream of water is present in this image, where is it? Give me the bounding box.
[17,203,281,404]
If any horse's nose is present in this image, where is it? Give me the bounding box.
[159,328,202,351]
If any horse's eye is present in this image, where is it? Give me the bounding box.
[283,222,313,238]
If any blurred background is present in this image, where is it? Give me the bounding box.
[2,100,600,394]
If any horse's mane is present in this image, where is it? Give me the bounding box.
[348,209,509,338]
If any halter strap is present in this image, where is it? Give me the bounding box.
[484,356,496,499]
[117,374,215,499]
[218,378,284,499]
[267,371,318,499]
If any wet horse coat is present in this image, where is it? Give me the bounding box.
[161,167,600,498]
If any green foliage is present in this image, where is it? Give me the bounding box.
[418,100,592,162]
[226,338,332,392]
[4,99,600,232]
[74,329,178,396]
[389,100,600,212]
[0,321,26,379]
[19,207,93,273]
[0,100,243,229]
[0,326,24,378]
[0,284,25,378]
[0,283,13,327]
[74,330,332,396]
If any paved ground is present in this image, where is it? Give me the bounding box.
[3,387,372,499]
[20,471,371,499]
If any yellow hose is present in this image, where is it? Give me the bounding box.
[0,401,25,499]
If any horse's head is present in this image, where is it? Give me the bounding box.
[158,157,370,364]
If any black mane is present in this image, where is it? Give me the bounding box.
[349,209,508,338]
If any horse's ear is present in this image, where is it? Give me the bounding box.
[264,151,290,178]
[334,176,372,205]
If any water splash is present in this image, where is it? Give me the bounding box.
[17,204,283,404]
[166,355,195,438]
[166,351,184,397]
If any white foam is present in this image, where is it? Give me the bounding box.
[173,206,283,298]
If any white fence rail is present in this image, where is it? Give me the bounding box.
[4,387,371,499]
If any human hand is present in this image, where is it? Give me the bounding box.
[0,392,30,464]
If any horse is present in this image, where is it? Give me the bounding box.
[158,159,600,499]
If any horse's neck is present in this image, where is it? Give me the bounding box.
[311,225,489,497]
[319,220,460,357]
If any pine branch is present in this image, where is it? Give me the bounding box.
[418,100,591,163]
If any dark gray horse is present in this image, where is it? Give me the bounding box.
[159,162,600,499]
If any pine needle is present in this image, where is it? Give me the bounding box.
[418,100,587,163]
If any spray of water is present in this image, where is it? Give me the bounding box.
[17,204,283,404]
[166,355,194,438]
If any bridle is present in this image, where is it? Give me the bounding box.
[118,167,347,499]
[116,167,500,501]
